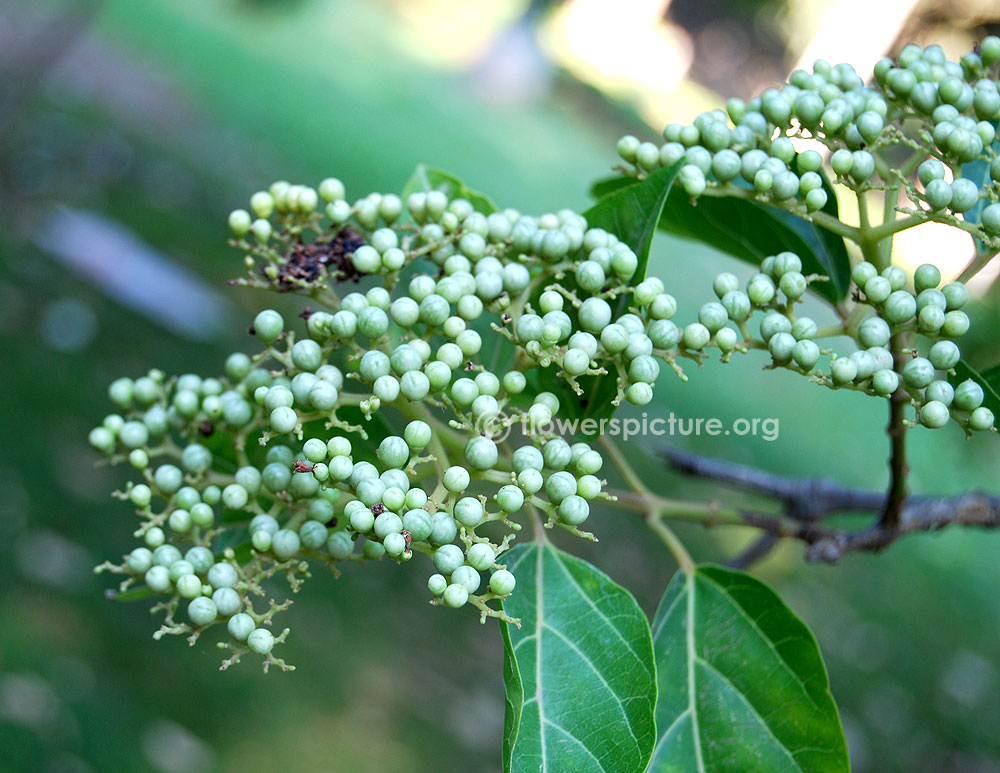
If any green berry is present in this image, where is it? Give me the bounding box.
[489,569,516,596]
[882,291,917,324]
[942,282,968,310]
[830,358,858,385]
[188,597,218,626]
[228,613,255,641]
[955,380,985,411]
[942,310,970,337]
[247,628,275,655]
[914,263,942,292]
[969,406,995,431]
[253,309,284,345]
[929,340,960,370]
[443,466,471,493]
[467,543,496,571]
[872,369,899,396]
[902,357,935,389]
[920,401,950,428]
[442,583,469,608]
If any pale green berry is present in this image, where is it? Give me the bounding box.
[955,380,985,411]
[929,341,960,370]
[433,544,465,575]
[882,291,916,324]
[920,401,950,429]
[545,471,577,504]
[747,274,776,306]
[872,369,899,396]
[144,527,165,549]
[969,406,995,431]
[382,532,405,557]
[852,262,878,288]
[247,628,275,655]
[443,466,471,493]
[212,587,241,617]
[451,565,481,593]
[208,562,238,589]
[465,437,498,471]
[863,276,891,304]
[792,340,820,370]
[253,309,284,345]
[228,613,255,642]
[228,209,252,237]
[187,596,218,626]
[558,495,590,525]
[487,569,517,598]
[88,427,115,456]
[144,566,171,593]
[626,382,653,405]
[941,282,968,310]
[442,583,469,608]
[682,323,711,350]
[914,263,942,292]
[427,574,448,596]
[923,179,952,211]
[902,357,935,389]
[175,574,202,600]
[467,543,496,571]
[830,358,858,385]
[767,332,795,364]
[942,310,970,337]
[926,380,955,405]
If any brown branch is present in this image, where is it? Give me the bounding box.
[659,447,1000,563]
[880,334,909,530]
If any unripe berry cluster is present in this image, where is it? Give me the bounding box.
[616,40,1000,246]
[95,39,1000,668]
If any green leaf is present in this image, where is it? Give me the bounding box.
[649,565,849,773]
[556,163,680,423]
[949,359,1000,417]
[402,164,497,215]
[589,175,852,303]
[108,586,153,603]
[583,162,682,294]
[500,542,657,773]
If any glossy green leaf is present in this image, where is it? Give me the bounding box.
[500,542,657,773]
[554,163,680,422]
[589,174,852,303]
[402,164,497,215]
[649,565,848,773]
[949,359,1000,417]
[583,162,682,292]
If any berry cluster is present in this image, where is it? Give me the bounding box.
[93,40,1000,671]
[616,39,1000,246]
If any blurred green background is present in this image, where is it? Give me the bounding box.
[2,1,1000,771]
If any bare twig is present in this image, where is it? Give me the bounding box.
[659,446,1000,562]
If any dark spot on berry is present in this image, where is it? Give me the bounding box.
[199,420,214,437]
[371,502,386,515]
[299,307,314,321]
[327,517,338,528]
[247,325,256,336]
[501,313,512,325]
